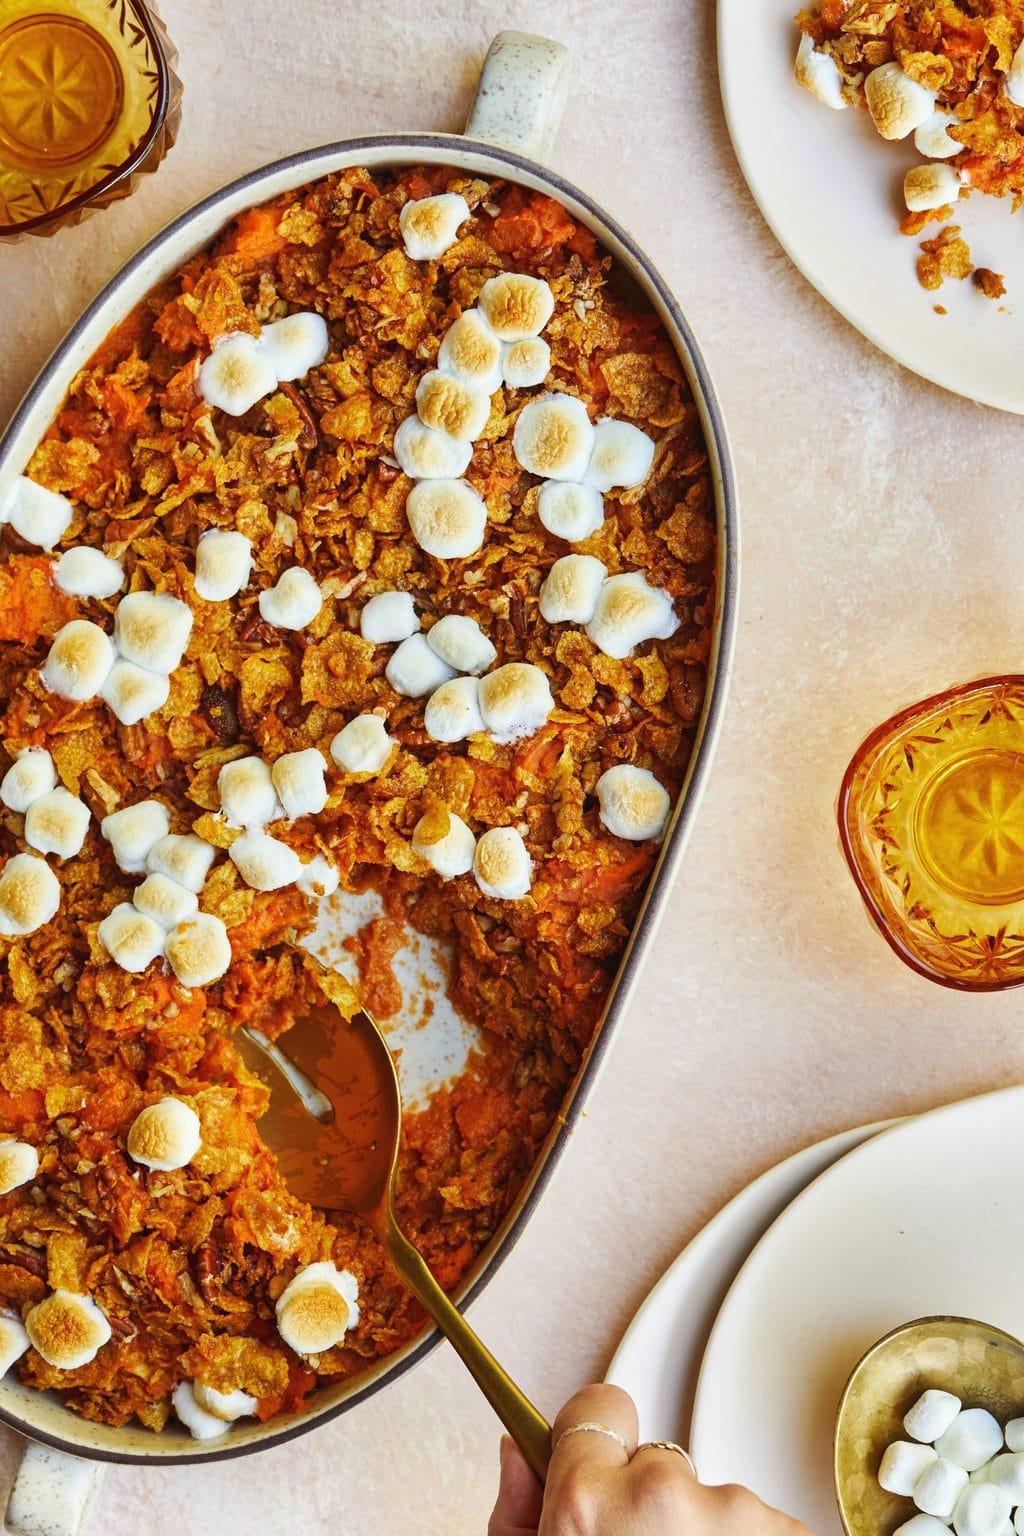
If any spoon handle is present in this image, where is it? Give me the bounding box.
[384,1214,552,1481]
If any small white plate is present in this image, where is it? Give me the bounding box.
[689,1085,1024,1533]
[605,1120,896,1444]
[718,0,1024,412]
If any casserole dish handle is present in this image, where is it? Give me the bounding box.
[464,31,570,163]
[5,1443,104,1536]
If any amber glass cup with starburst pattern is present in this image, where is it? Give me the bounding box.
[839,676,1024,990]
[0,0,181,240]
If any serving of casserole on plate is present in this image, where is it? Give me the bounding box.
[0,162,719,1446]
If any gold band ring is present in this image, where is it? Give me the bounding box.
[635,1441,698,1478]
[555,1420,629,1454]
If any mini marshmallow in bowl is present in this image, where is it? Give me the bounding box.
[127,1097,202,1172]
[587,572,679,659]
[412,810,476,878]
[194,530,253,602]
[399,193,470,261]
[425,614,496,675]
[101,799,171,873]
[259,312,329,381]
[474,826,532,900]
[393,415,473,480]
[537,480,605,543]
[478,663,554,743]
[114,591,193,673]
[0,748,56,813]
[539,554,607,624]
[145,833,216,893]
[415,370,491,442]
[53,546,124,599]
[230,831,303,891]
[1,476,73,549]
[904,165,962,213]
[0,1316,29,1377]
[132,873,199,931]
[218,756,279,829]
[405,480,488,560]
[330,714,395,775]
[502,337,550,389]
[596,765,671,843]
[41,620,115,701]
[437,309,504,392]
[0,854,61,937]
[97,903,166,972]
[360,590,420,645]
[100,660,170,726]
[386,633,456,698]
[584,418,656,493]
[424,676,484,743]
[864,62,935,140]
[25,1291,111,1370]
[258,566,323,630]
[513,394,594,482]
[478,272,554,340]
[198,333,277,417]
[164,912,232,988]
[271,749,329,820]
[275,1262,360,1355]
[24,787,90,860]
[0,1139,38,1195]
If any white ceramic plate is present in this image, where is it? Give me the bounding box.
[718,0,1024,412]
[689,1085,1024,1532]
[605,1120,896,1444]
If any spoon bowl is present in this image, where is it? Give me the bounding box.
[834,1316,1024,1536]
[235,992,553,1479]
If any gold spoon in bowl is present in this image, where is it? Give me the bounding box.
[834,1316,1024,1536]
[235,998,552,1480]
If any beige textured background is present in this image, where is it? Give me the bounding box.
[3,1,1024,1531]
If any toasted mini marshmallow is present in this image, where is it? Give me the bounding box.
[126,1096,201,1171]
[514,394,595,482]
[271,749,328,821]
[258,566,322,630]
[100,659,171,726]
[26,1291,111,1370]
[172,1381,230,1441]
[194,530,253,602]
[330,714,395,775]
[399,193,470,261]
[586,572,679,659]
[260,312,329,382]
[360,590,420,645]
[218,756,278,829]
[502,337,550,390]
[0,1139,38,1194]
[0,476,73,550]
[192,1382,258,1423]
[914,110,962,159]
[0,854,60,936]
[275,1261,360,1354]
[478,662,554,744]
[41,619,115,701]
[794,33,847,110]
[24,787,90,860]
[97,902,166,972]
[405,480,488,560]
[537,480,604,542]
[230,831,303,891]
[539,554,607,624]
[478,273,555,341]
[101,799,171,873]
[595,764,671,842]
[53,546,124,599]
[904,163,962,212]
[0,749,56,813]
[386,632,456,698]
[145,833,216,893]
[1008,39,1024,107]
[412,810,476,878]
[114,591,193,674]
[424,676,484,743]
[198,332,277,417]
[165,912,232,988]
[474,826,532,900]
[425,614,497,675]
[393,415,473,480]
[132,873,199,931]
[864,62,935,140]
[584,418,656,493]
[415,370,492,442]
[437,309,504,392]
[0,1315,29,1377]
[296,854,339,898]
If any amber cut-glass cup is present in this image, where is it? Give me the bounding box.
[839,676,1024,990]
[0,0,181,240]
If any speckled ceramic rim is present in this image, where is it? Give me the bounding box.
[0,130,738,1465]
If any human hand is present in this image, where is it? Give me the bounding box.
[488,1383,816,1536]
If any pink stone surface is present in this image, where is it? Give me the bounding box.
[3,1,1024,1531]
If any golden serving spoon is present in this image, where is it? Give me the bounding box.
[834,1315,1024,1536]
[236,999,552,1480]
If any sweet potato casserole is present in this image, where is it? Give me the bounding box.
[0,164,715,1435]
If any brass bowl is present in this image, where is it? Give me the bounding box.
[834,1316,1024,1536]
